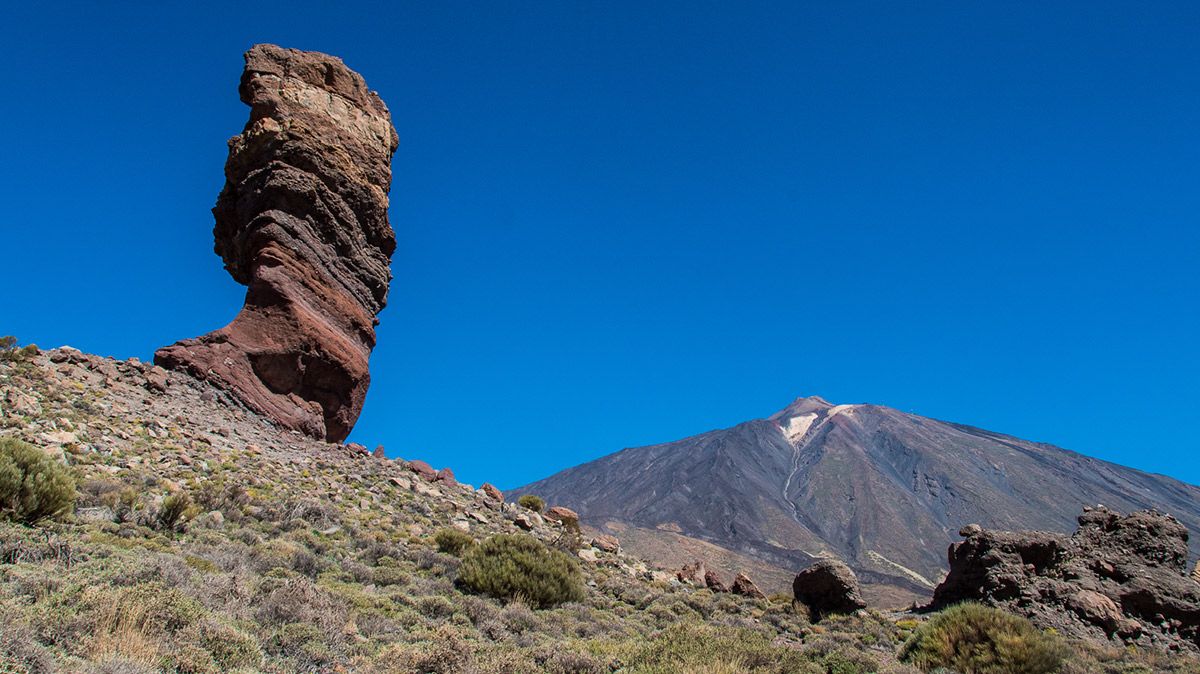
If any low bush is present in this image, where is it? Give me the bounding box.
[0,336,37,362]
[898,602,1067,674]
[623,621,810,673]
[157,491,195,531]
[517,494,545,513]
[0,437,76,524]
[457,534,584,608]
[433,527,475,556]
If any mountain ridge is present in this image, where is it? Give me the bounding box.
[510,395,1200,603]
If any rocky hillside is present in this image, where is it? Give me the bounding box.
[511,396,1200,605]
[3,346,1199,672]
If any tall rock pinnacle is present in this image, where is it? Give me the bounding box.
[156,44,399,442]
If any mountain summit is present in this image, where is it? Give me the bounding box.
[511,397,1200,603]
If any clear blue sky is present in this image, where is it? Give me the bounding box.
[2,2,1197,489]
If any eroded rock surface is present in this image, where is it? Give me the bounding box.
[156,44,399,442]
[931,507,1200,651]
[792,559,867,620]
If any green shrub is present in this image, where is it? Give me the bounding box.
[158,491,194,531]
[0,437,76,524]
[517,494,544,513]
[434,527,475,556]
[899,602,1067,674]
[0,336,37,362]
[624,621,810,673]
[457,534,584,608]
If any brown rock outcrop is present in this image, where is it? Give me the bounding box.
[792,559,867,620]
[545,506,580,527]
[704,570,728,592]
[1192,560,1200,584]
[480,483,504,503]
[930,507,1200,651]
[731,572,766,599]
[678,560,707,587]
[155,44,399,442]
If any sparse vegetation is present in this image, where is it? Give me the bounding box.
[517,493,545,513]
[0,437,76,524]
[457,533,584,608]
[899,602,1067,674]
[0,350,1193,673]
[0,335,38,362]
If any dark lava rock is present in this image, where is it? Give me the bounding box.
[930,507,1200,651]
[155,44,399,443]
[792,559,867,620]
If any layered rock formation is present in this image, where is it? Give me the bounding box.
[156,44,399,442]
[931,508,1200,651]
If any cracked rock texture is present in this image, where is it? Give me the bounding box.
[931,507,1200,651]
[156,44,399,442]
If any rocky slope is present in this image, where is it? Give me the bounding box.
[511,396,1200,604]
[156,44,399,443]
[4,346,1199,672]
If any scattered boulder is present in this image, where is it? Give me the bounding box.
[372,445,386,459]
[144,366,169,393]
[545,506,580,527]
[704,570,728,593]
[435,468,457,486]
[514,513,536,531]
[731,572,766,599]
[930,507,1200,651]
[346,443,368,456]
[155,44,400,443]
[480,483,504,502]
[408,460,437,482]
[792,559,867,620]
[677,560,707,587]
[592,534,620,553]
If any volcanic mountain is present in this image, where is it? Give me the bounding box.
[510,396,1200,604]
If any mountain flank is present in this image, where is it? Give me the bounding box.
[511,395,1200,604]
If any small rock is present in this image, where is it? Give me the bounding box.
[481,483,504,502]
[578,549,599,563]
[144,366,169,392]
[39,430,79,446]
[705,570,729,592]
[545,506,580,527]
[409,460,437,481]
[49,346,87,364]
[372,445,386,459]
[731,572,766,599]
[3,389,41,416]
[435,467,457,486]
[1068,590,1122,633]
[468,511,488,523]
[388,475,412,490]
[960,523,982,537]
[514,513,535,531]
[452,519,471,532]
[677,560,707,587]
[346,442,367,455]
[592,534,620,553]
